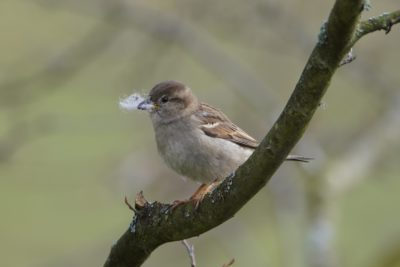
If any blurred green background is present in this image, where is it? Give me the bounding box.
[1,1,400,267]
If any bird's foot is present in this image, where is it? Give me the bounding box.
[171,181,220,211]
[170,198,195,211]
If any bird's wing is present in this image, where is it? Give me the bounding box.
[196,103,259,149]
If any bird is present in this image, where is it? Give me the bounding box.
[135,80,309,208]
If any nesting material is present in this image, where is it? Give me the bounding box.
[119,93,146,111]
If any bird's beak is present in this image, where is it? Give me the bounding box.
[137,98,156,111]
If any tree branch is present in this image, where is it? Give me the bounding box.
[181,240,196,267]
[351,10,400,46]
[104,1,400,266]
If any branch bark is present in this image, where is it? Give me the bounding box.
[104,1,400,266]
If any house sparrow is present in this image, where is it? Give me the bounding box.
[129,80,309,208]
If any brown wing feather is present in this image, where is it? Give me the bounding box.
[196,103,259,149]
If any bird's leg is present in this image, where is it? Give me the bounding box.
[189,183,213,209]
[171,183,208,210]
[171,179,221,210]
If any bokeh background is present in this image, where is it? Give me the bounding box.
[1,1,399,267]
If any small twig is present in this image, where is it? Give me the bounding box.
[350,10,400,46]
[181,239,235,267]
[135,191,148,210]
[222,258,235,267]
[339,48,356,66]
[124,196,136,212]
[181,239,196,267]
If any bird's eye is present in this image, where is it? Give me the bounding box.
[160,95,169,103]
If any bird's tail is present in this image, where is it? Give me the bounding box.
[286,154,313,163]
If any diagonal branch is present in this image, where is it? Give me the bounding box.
[104,1,400,267]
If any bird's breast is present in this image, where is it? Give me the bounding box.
[153,120,253,182]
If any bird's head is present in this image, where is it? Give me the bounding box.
[138,80,199,124]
